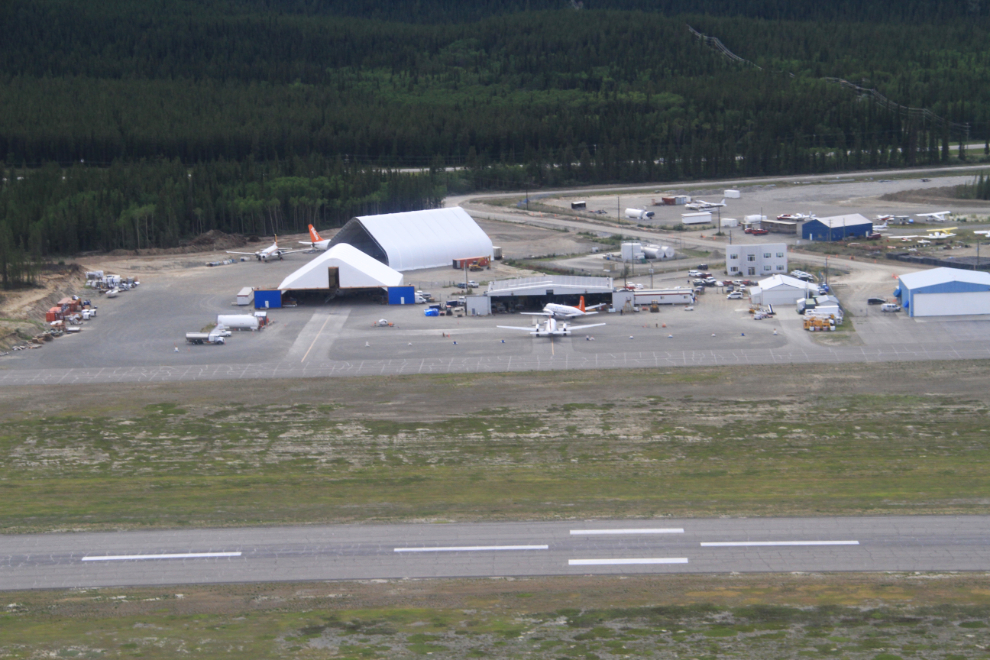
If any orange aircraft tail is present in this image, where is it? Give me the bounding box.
[578,296,586,312]
[308,224,323,243]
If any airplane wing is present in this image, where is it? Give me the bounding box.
[567,322,606,331]
[275,248,305,255]
[520,312,551,316]
[497,325,539,332]
[226,250,257,255]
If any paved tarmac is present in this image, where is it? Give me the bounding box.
[1,337,989,386]
[2,516,987,590]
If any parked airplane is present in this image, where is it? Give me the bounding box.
[227,236,302,261]
[686,198,726,211]
[299,225,332,251]
[974,230,990,237]
[776,212,812,221]
[872,219,889,232]
[924,227,957,239]
[522,296,607,320]
[498,316,605,337]
[918,211,952,222]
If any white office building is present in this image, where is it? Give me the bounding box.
[726,243,787,277]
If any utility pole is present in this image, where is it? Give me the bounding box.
[649,268,654,289]
[617,195,620,220]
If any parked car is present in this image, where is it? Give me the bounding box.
[750,228,769,235]
[688,270,702,277]
[881,303,901,312]
[727,291,744,299]
[696,263,709,270]
[693,279,705,286]
[468,280,479,287]
[867,297,886,305]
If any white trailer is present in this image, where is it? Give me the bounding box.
[720,217,739,228]
[217,314,261,331]
[724,189,741,199]
[681,211,713,225]
[625,208,655,220]
[633,289,695,305]
[236,287,254,306]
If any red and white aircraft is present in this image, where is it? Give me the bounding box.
[299,225,332,251]
[521,295,607,320]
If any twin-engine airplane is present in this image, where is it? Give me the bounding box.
[497,316,605,337]
[227,236,303,261]
[299,225,332,251]
[523,296,607,320]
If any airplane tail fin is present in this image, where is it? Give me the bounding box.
[308,224,322,243]
[578,296,586,313]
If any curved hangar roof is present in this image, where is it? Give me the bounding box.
[278,243,403,291]
[329,208,493,272]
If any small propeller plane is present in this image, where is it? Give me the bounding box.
[918,211,952,222]
[686,198,726,211]
[497,316,605,337]
[227,236,303,262]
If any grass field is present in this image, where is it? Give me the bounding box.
[2,361,990,532]
[3,573,990,659]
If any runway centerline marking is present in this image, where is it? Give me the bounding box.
[571,528,684,535]
[700,541,859,547]
[394,545,548,553]
[301,315,333,363]
[82,552,242,561]
[569,558,689,566]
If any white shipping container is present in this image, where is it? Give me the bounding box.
[681,211,713,225]
[236,287,254,306]
[724,189,741,199]
[216,314,260,331]
[720,217,739,228]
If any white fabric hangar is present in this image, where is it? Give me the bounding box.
[277,243,403,291]
[329,207,493,271]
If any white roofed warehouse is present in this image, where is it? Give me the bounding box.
[895,267,990,317]
[329,207,493,271]
[749,274,821,306]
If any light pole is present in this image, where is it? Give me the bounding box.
[649,268,654,289]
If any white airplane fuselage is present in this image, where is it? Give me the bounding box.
[541,302,598,319]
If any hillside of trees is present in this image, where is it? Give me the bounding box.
[1,0,988,281]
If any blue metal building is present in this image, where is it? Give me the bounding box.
[388,286,416,305]
[254,290,282,309]
[801,214,873,241]
[895,267,990,317]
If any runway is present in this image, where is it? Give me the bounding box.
[2,516,988,590]
[2,339,989,387]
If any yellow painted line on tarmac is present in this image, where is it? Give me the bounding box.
[301,316,332,363]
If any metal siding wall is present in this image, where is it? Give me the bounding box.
[254,290,282,309]
[912,291,990,317]
[388,286,415,305]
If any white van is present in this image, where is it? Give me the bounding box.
[880,303,901,313]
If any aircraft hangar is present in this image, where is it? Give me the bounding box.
[329,207,493,271]
[895,267,990,317]
[475,276,614,314]
[276,243,404,302]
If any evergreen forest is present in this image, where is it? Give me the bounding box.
[1,0,989,283]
